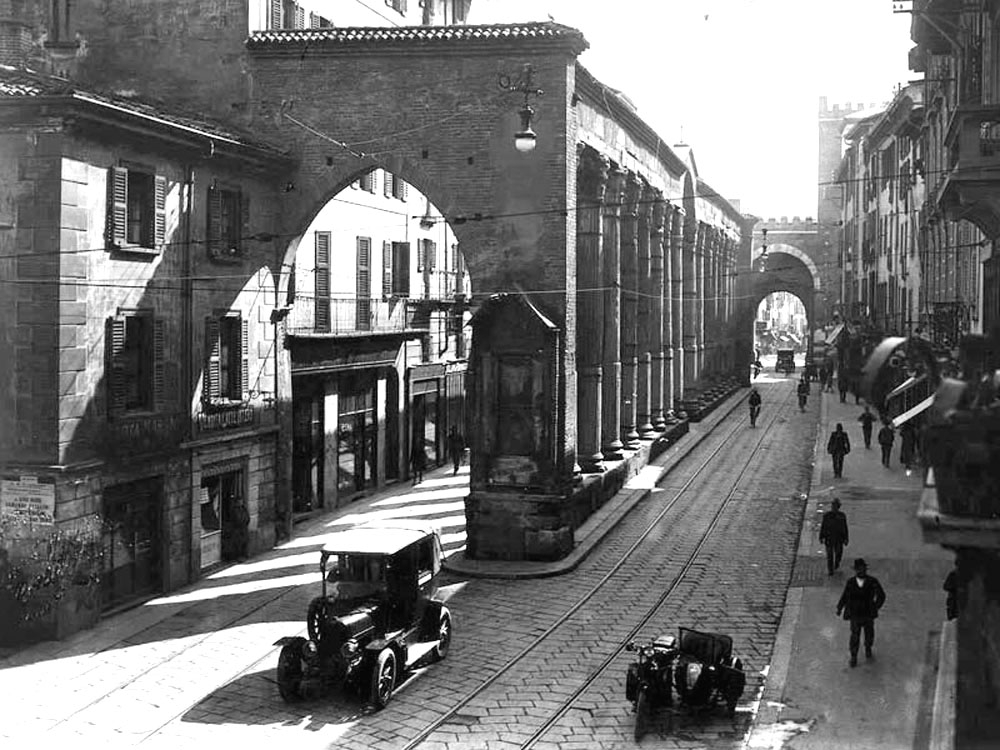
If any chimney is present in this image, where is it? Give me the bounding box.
[0,1,31,67]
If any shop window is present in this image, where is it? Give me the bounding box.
[207,184,249,261]
[200,466,247,567]
[204,313,248,405]
[106,166,165,252]
[107,311,166,416]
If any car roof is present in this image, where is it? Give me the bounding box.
[321,523,436,556]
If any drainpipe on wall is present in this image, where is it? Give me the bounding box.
[182,165,196,582]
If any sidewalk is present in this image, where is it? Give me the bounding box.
[746,386,953,750]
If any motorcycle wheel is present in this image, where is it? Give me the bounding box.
[634,688,649,742]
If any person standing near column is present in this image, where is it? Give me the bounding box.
[836,558,887,667]
[819,498,849,575]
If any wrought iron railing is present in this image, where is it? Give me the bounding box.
[286,296,429,335]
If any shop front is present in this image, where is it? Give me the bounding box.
[101,477,163,610]
[199,459,248,568]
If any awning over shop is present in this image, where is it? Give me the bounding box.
[825,323,844,346]
[887,374,926,400]
[892,395,935,428]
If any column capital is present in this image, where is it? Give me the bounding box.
[577,145,610,203]
[650,193,666,237]
[603,165,626,217]
[622,172,642,215]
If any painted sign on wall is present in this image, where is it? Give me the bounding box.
[1,475,56,525]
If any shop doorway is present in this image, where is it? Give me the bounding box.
[200,464,248,567]
[292,392,324,512]
[338,378,377,496]
[412,384,439,466]
[101,478,162,610]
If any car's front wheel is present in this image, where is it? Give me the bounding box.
[277,638,305,703]
[634,686,649,741]
[432,611,452,661]
[370,648,397,710]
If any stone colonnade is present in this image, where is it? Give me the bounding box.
[575,145,738,472]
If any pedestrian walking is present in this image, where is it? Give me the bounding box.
[748,387,762,427]
[447,425,465,475]
[797,377,810,412]
[410,439,427,485]
[819,498,849,575]
[878,422,895,468]
[944,563,961,620]
[858,405,876,449]
[837,371,849,403]
[836,558,887,667]
[899,421,917,470]
[827,422,851,478]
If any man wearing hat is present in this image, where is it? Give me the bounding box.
[836,558,887,667]
[819,498,849,575]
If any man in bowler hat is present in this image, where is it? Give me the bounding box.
[819,498,849,575]
[836,558,887,667]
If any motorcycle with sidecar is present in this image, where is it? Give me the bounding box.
[625,627,746,740]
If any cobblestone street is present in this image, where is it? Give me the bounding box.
[0,377,822,750]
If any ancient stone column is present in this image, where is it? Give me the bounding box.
[576,147,607,473]
[649,196,666,432]
[620,173,640,450]
[694,221,706,383]
[682,216,699,400]
[636,181,655,439]
[601,166,626,461]
[669,206,684,416]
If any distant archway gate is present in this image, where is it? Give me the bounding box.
[246,22,745,561]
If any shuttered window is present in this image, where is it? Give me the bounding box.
[418,239,436,272]
[207,185,248,260]
[392,241,410,296]
[392,177,409,201]
[107,312,166,417]
[382,241,393,298]
[269,0,282,28]
[106,167,165,252]
[204,314,248,404]
[357,237,371,330]
[383,171,394,198]
[315,231,331,331]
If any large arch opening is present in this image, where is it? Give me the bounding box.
[281,166,472,514]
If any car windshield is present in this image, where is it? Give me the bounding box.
[325,553,388,600]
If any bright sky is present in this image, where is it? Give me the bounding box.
[468,0,915,220]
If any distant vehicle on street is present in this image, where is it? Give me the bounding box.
[274,523,452,709]
[776,349,796,375]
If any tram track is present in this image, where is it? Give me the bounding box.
[400,381,797,750]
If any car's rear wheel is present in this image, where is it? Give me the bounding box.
[370,648,397,710]
[432,611,452,661]
[307,597,329,642]
[277,639,305,703]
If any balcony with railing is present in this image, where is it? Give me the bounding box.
[934,105,1000,235]
[286,295,430,337]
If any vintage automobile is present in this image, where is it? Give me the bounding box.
[625,627,746,739]
[275,523,452,709]
[776,348,796,375]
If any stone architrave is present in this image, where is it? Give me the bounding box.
[575,146,608,473]
[601,166,626,461]
[649,196,666,432]
[669,206,684,417]
[620,173,641,450]
[636,181,655,439]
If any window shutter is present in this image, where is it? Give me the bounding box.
[395,242,410,297]
[153,318,166,412]
[106,166,128,249]
[241,317,250,400]
[205,317,221,402]
[315,231,331,330]
[357,237,371,329]
[382,240,393,298]
[107,316,127,415]
[207,185,222,257]
[154,175,166,249]
[417,239,425,272]
[240,192,251,251]
[383,171,394,198]
[269,0,282,28]
[428,240,437,271]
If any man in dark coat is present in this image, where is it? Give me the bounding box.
[827,422,851,478]
[878,422,895,468]
[899,421,917,470]
[858,406,876,449]
[836,558,887,667]
[797,377,810,412]
[447,425,465,475]
[748,387,762,427]
[819,498,849,575]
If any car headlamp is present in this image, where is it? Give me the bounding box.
[340,639,360,662]
[303,639,320,663]
[685,662,703,690]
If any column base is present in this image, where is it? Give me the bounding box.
[579,452,606,473]
[602,439,625,461]
[639,420,657,440]
[652,411,667,432]
[624,428,641,450]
